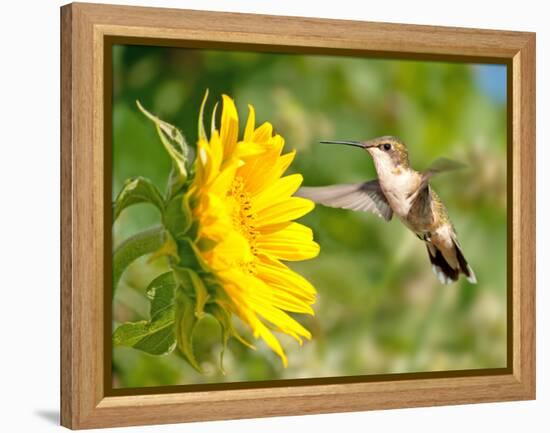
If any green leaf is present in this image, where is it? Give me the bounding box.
[132,323,175,355]
[175,291,202,372]
[205,302,255,372]
[146,231,178,264]
[176,237,211,272]
[112,226,165,295]
[113,176,164,221]
[173,267,210,318]
[146,272,177,318]
[136,100,190,186]
[112,310,175,355]
[205,303,230,372]
[163,193,192,240]
[113,272,178,355]
[186,220,200,242]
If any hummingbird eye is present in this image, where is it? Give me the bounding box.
[382,143,392,151]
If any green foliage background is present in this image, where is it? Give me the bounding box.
[112,45,507,388]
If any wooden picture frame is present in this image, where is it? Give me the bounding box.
[60,2,536,429]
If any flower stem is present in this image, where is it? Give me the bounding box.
[112,225,165,297]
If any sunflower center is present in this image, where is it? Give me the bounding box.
[229,176,259,273]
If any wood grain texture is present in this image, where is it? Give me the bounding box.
[511,34,536,395]
[60,2,536,429]
[60,4,74,428]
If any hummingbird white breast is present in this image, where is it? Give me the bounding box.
[377,167,421,219]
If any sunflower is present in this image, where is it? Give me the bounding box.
[189,95,320,366]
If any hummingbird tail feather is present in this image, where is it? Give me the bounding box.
[426,244,458,284]
[453,240,477,284]
[426,242,477,284]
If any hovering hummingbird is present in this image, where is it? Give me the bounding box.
[298,136,476,284]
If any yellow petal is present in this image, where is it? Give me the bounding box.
[198,89,209,141]
[269,135,285,155]
[256,223,319,261]
[210,231,253,271]
[256,197,315,227]
[209,130,223,178]
[261,288,314,315]
[254,303,312,342]
[257,240,320,261]
[235,278,311,344]
[209,160,238,196]
[238,150,279,194]
[253,122,273,144]
[210,101,219,136]
[196,194,232,239]
[252,174,304,211]
[255,255,317,300]
[275,149,295,175]
[224,281,289,366]
[240,150,296,195]
[220,95,239,161]
[261,222,313,240]
[236,140,267,158]
[253,316,288,367]
[237,268,315,314]
[195,138,211,185]
[243,104,256,142]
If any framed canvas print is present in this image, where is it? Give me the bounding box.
[60,2,535,429]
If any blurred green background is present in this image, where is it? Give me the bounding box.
[112,44,507,388]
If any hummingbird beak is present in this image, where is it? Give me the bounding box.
[320,140,369,149]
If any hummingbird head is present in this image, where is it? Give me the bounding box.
[320,136,410,172]
[362,136,410,170]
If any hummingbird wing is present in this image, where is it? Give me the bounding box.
[418,158,467,190]
[425,157,467,176]
[297,180,393,221]
[409,158,467,201]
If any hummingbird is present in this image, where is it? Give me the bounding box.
[298,136,476,284]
